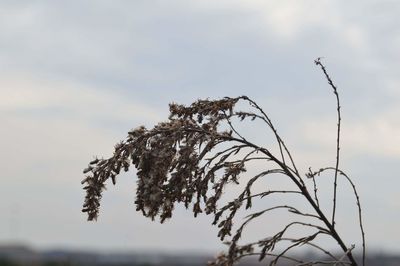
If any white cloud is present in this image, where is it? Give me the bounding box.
[0,72,162,124]
[0,72,163,184]
[300,110,400,159]
[191,0,337,40]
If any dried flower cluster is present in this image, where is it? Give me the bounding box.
[82,61,365,266]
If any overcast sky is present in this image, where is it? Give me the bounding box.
[0,0,399,256]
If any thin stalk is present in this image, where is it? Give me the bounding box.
[228,136,358,266]
[315,59,341,228]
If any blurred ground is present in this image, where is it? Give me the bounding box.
[0,244,399,266]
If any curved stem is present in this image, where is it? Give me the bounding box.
[228,136,358,266]
[309,167,365,266]
[314,59,341,228]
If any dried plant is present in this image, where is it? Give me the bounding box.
[82,60,365,266]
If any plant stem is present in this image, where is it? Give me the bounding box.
[314,59,341,228]
[230,136,358,266]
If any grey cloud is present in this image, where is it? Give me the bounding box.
[0,0,399,253]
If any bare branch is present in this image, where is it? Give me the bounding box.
[314,58,341,228]
[308,167,366,266]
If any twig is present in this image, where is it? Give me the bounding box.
[314,58,341,228]
[309,167,365,266]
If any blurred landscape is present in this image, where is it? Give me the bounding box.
[0,244,399,266]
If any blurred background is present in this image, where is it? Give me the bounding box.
[0,1,399,265]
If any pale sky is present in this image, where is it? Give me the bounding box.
[0,0,399,256]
